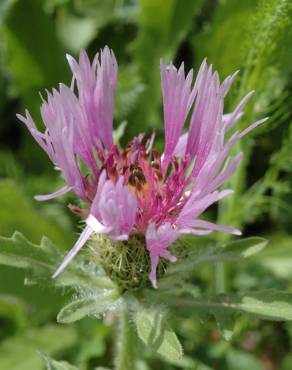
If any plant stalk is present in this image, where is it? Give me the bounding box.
[114,301,134,370]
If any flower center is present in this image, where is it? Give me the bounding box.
[74,133,192,233]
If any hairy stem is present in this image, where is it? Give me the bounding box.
[114,301,134,370]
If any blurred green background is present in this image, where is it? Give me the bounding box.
[0,0,292,369]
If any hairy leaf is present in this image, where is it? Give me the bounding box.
[57,290,121,323]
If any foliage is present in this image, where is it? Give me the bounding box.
[0,0,291,369]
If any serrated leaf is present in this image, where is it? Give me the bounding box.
[0,231,116,290]
[135,306,183,362]
[41,353,79,370]
[57,290,120,323]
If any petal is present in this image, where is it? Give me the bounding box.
[160,60,194,168]
[172,132,188,158]
[146,223,179,288]
[86,214,112,233]
[186,219,241,235]
[34,185,73,201]
[239,117,269,139]
[90,174,137,239]
[52,225,93,278]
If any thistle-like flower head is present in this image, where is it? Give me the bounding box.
[18,46,267,288]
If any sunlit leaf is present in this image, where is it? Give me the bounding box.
[57,290,121,323]
[135,306,183,362]
[41,353,79,370]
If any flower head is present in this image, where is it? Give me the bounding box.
[18,46,267,288]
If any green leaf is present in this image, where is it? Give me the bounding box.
[222,291,292,321]
[192,0,257,76]
[130,0,203,131]
[0,325,77,370]
[213,308,235,341]
[0,294,28,331]
[163,290,292,322]
[115,66,145,121]
[227,349,264,370]
[56,11,98,53]
[0,180,70,247]
[257,234,292,279]
[2,0,69,119]
[0,231,116,290]
[166,237,267,276]
[135,306,183,362]
[41,353,79,370]
[57,290,121,323]
[222,237,268,257]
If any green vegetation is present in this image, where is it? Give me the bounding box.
[0,0,291,369]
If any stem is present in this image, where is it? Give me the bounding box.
[114,301,134,370]
[215,262,225,294]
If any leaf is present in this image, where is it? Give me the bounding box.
[0,325,77,370]
[41,353,79,370]
[212,308,235,341]
[0,180,71,247]
[166,237,267,276]
[227,349,264,370]
[162,290,292,322]
[57,290,121,323]
[115,66,145,121]
[0,231,116,290]
[2,0,69,119]
[256,234,292,279]
[0,294,28,331]
[130,0,203,131]
[56,11,98,53]
[135,306,183,362]
[192,0,257,76]
[223,291,292,321]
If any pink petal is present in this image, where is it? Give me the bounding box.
[160,60,194,168]
[52,225,93,278]
[34,185,73,201]
[146,223,179,288]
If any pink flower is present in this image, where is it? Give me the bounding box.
[18,46,267,288]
